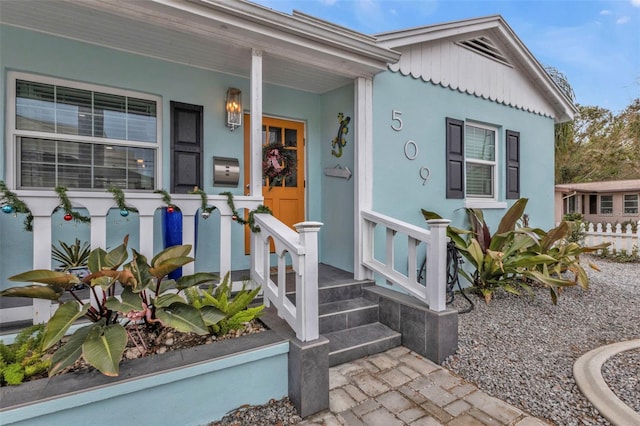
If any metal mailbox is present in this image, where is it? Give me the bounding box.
[213,157,240,187]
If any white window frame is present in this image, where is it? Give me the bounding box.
[5,71,162,190]
[464,122,506,209]
[623,194,638,215]
[600,195,613,215]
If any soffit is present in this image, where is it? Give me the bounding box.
[376,16,578,123]
[0,0,397,94]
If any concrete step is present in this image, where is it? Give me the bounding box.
[318,297,379,334]
[325,322,401,367]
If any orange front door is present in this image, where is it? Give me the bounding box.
[244,115,305,252]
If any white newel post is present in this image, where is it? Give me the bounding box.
[426,219,450,312]
[294,221,323,341]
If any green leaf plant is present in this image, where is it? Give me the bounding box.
[184,272,264,336]
[0,324,51,386]
[0,236,227,377]
[422,198,608,304]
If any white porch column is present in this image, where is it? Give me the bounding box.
[249,49,263,197]
[425,219,450,312]
[354,76,374,280]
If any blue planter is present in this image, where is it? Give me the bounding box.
[163,208,183,280]
[0,331,289,426]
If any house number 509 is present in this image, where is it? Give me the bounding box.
[391,110,403,131]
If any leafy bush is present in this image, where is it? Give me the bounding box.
[422,198,607,304]
[0,324,51,386]
[0,237,244,377]
[562,213,586,244]
[184,272,264,336]
[596,245,639,263]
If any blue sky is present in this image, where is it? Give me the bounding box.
[254,0,640,113]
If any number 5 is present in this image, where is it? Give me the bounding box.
[391,110,403,132]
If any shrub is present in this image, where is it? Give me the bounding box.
[0,237,264,377]
[422,198,607,304]
[0,324,51,386]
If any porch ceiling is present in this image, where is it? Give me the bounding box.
[1,0,398,94]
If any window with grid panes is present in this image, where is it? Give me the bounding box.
[465,124,497,198]
[10,72,159,190]
[624,194,638,214]
[600,195,613,214]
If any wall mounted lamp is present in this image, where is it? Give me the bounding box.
[225,88,242,131]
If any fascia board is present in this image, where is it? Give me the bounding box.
[493,24,578,122]
[160,0,400,65]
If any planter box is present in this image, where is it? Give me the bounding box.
[1,330,289,426]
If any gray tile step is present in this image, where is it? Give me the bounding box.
[319,297,379,334]
[325,322,401,367]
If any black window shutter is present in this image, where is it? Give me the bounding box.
[170,101,203,194]
[446,118,464,199]
[505,130,520,199]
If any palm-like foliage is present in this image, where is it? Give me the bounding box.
[422,198,608,303]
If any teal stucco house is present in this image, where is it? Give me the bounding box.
[0,0,575,421]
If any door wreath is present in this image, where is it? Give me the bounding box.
[263,142,296,188]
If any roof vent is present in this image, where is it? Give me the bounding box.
[456,37,511,67]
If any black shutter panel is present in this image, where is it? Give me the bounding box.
[171,102,203,194]
[446,118,464,199]
[506,130,520,199]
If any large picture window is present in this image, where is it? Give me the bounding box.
[9,73,160,190]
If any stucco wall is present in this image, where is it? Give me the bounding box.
[372,71,556,232]
[319,86,355,272]
[370,71,555,277]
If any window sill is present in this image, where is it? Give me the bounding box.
[465,199,508,209]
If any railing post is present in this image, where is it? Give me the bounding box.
[426,219,450,312]
[294,221,323,341]
[31,214,53,323]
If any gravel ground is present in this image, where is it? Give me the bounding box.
[602,348,640,413]
[208,397,301,426]
[444,256,640,425]
[208,256,639,425]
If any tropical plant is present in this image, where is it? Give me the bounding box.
[422,198,607,304]
[52,238,91,270]
[1,237,223,377]
[0,324,50,386]
[184,272,264,336]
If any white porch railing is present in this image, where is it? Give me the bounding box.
[361,209,450,312]
[250,214,322,342]
[582,221,640,256]
[2,190,264,325]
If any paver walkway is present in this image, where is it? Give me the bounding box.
[299,346,548,426]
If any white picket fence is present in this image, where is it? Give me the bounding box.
[582,221,640,256]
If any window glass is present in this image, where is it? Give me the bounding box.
[465,124,496,198]
[13,76,158,190]
[624,194,638,214]
[600,195,613,214]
